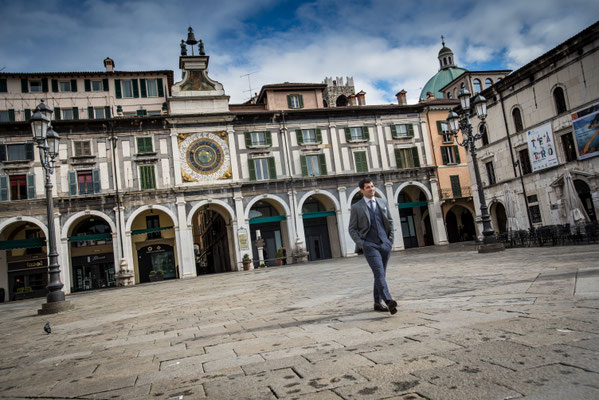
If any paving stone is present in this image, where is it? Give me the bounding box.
[80,383,152,399]
[202,354,265,372]
[363,338,462,364]
[203,368,295,399]
[45,375,137,398]
[241,355,312,375]
[284,389,345,399]
[332,375,432,400]
[355,355,455,379]
[261,341,345,360]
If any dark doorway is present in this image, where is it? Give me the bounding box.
[304,218,332,261]
[446,210,459,243]
[494,203,507,233]
[336,95,348,107]
[194,209,231,275]
[250,222,282,267]
[137,244,176,283]
[574,179,596,221]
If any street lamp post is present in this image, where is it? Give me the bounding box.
[447,90,504,253]
[30,100,74,314]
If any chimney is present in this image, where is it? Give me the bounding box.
[348,95,357,106]
[395,90,407,105]
[356,90,366,106]
[104,57,115,72]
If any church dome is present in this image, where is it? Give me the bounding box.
[420,39,467,100]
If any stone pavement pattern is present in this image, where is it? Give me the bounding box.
[0,244,598,399]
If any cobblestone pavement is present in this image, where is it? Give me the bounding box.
[1,243,598,400]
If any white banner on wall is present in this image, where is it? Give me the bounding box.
[526,122,559,172]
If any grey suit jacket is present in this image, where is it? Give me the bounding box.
[348,197,394,251]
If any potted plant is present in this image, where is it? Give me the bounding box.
[275,248,285,266]
[242,254,252,270]
[149,269,164,282]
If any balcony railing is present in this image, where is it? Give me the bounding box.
[440,186,472,200]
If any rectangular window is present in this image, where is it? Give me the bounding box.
[305,155,321,176]
[62,108,74,120]
[441,146,460,164]
[529,205,542,223]
[74,141,91,156]
[10,175,27,200]
[561,132,577,162]
[0,78,7,92]
[4,143,34,161]
[394,147,420,169]
[251,132,266,146]
[450,175,462,198]
[485,161,497,185]
[29,80,42,92]
[139,165,156,189]
[146,79,158,97]
[518,149,532,175]
[442,133,454,143]
[288,94,303,109]
[254,158,270,181]
[59,81,72,92]
[146,215,161,239]
[94,108,106,119]
[77,171,94,195]
[92,81,103,91]
[121,80,134,98]
[393,124,414,138]
[354,151,368,172]
[527,195,538,203]
[302,129,316,144]
[350,127,363,141]
[0,111,10,122]
[137,137,154,154]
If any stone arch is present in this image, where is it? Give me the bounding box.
[551,84,568,114]
[244,194,291,222]
[510,105,525,132]
[125,205,178,232]
[346,186,387,209]
[394,182,433,203]
[62,210,116,240]
[187,199,236,227]
[0,217,48,239]
[297,190,340,215]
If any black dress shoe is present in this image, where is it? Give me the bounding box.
[385,300,398,315]
[374,303,389,312]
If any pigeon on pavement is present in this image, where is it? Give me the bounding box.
[44,322,51,334]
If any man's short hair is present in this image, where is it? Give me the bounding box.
[358,177,374,189]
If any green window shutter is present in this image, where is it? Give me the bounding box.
[391,125,397,138]
[345,127,351,142]
[450,175,462,197]
[24,109,31,120]
[21,78,28,93]
[411,147,420,167]
[0,78,7,92]
[298,94,304,108]
[88,106,94,119]
[244,132,252,148]
[287,95,292,108]
[318,154,327,176]
[362,126,370,141]
[84,79,91,92]
[136,109,147,116]
[247,159,256,181]
[42,78,49,93]
[441,147,449,164]
[315,128,322,143]
[132,79,139,98]
[137,137,152,153]
[436,121,443,135]
[453,146,461,163]
[300,155,308,176]
[8,109,15,121]
[0,176,8,201]
[140,79,147,98]
[51,79,59,92]
[105,106,111,118]
[296,129,303,145]
[25,143,34,160]
[268,157,276,179]
[71,79,78,92]
[157,78,164,97]
[72,107,79,120]
[395,148,405,169]
[54,107,61,120]
[68,171,77,195]
[140,166,156,189]
[92,168,100,193]
[355,151,368,172]
[407,124,414,137]
[103,78,109,91]
[265,131,272,146]
[115,79,122,98]
[0,145,5,162]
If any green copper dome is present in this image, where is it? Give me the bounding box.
[419,66,467,100]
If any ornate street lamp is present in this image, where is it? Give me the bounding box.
[447,92,505,253]
[30,100,73,314]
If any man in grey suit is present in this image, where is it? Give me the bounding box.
[348,178,397,315]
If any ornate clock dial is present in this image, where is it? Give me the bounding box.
[180,132,231,181]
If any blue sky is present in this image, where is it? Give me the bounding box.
[1,0,598,104]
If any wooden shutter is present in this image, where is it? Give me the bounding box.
[21,78,28,93]
[71,79,78,92]
[362,126,370,141]
[0,176,8,201]
[298,94,304,108]
[92,168,100,193]
[287,95,292,108]
[103,78,109,91]
[355,151,368,172]
[42,78,49,93]
[268,157,276,179]
[450,175,462,198]
[296,129,303,145]
[345,127,351,142]
[157,78,164,97]
[315,128,322,143]
[244,132,252,148]
[136,109,147,116]
[140,79,147,98]
[0,145,6,162]
[88,106,94,119]
[395,148,405,169]
[411,147,420,167]
[26,173,35,199]
[407,124,414,137]
[300,155,308,176]
[265,131,272,146]
[25,143,34,160]
[24,109,31,120]
[84,79,91,92]
[8,109,15,121]
[72,107,79,120]
[54,108,61,120]
[436,121,444,135]
[441,147,449,164]
[318,154,327,176]
[391,125,397,138]
[247,159,256,181]
[140,166,155,189]
[51,79,59,92]
[453,146,461,163]
[132,79,139,98]
[68,170,77,195]
[0,78,7,92]
[115,79,122,98]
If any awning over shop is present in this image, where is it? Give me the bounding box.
[398,201,427,209]
[0,238,47,251]
[131,226,174,236]
[68,233,112,242]
[249,216,286,224]
[302,211,336,219]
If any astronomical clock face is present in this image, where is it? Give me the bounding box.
[179,132,231,182]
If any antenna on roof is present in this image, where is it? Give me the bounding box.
[240,71,258,101]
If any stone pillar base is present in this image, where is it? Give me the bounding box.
[38,301,74,315]
[478,242,505,253]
